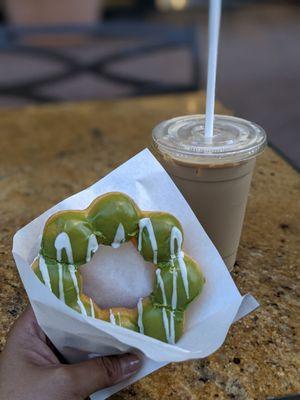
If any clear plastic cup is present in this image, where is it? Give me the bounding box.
[152,115,267,270]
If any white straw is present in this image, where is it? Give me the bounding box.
[204,0,222,139]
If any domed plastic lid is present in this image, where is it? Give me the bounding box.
[152,115,267,165]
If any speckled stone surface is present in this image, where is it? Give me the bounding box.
[0,93,299,400]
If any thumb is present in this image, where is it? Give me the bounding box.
[61,353,141,398]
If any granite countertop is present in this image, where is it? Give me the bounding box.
[0,93,299,400]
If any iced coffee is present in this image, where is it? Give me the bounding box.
[152,115,266,270]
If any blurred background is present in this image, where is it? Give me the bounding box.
[0,0,299,169]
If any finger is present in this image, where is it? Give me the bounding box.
[61,353,141,398]
[5,305,59,365]
[7,304,45,343]
[46,336,69,364]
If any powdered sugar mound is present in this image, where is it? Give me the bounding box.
[80,241,155,309]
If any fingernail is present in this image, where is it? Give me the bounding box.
[120,354,141,376]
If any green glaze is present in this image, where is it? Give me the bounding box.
[41,211,93,264]
[33,191,205,344]
[33,257,93,316]
[103,309,139,332]
[142,300,184,343]
[152,255,205,311]
[138,212,183,262]
[88,192,140,246]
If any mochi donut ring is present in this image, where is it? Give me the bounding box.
[32,192,205,344]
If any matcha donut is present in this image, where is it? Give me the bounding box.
[32,192,205,344]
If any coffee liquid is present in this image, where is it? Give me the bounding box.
[153,150,255,269]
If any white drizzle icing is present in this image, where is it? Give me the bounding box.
[157,267,178,343]
[111,223,126,249]
[89,298,95,318]
[54,232,87,316]
[169,311,175,344]
[57,263,65,302]
[178,252,189,299]
[158,225,190,344]
[156,269,167,305]
[55,232,74,264]
[137,298,144,334]
[86,234,98,262]
[170,226,189,299]
[170,226,182,258]
[138,218,158,264]
[162,308,169,342]
[161,308,175,345]
[171,269,178,310]
[69,264,87,316]
[109,309,116,325]
[39,256,52,291]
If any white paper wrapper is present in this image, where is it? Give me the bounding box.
[13,149,259,400]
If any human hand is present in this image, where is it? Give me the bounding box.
[0,306,141,400]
